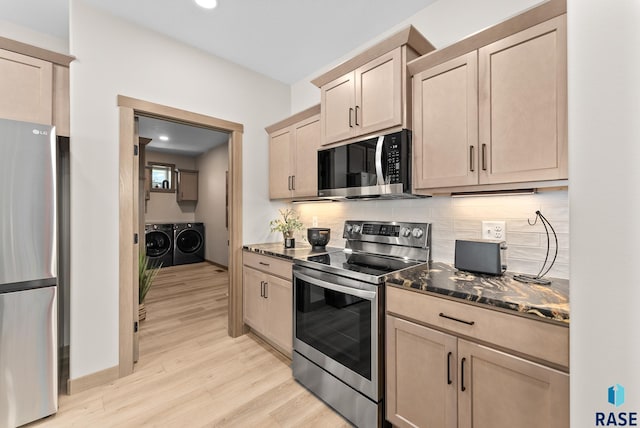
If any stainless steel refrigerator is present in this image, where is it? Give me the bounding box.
[0,118,58,428]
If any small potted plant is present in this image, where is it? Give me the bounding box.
[138,251,161,321]
[270,208,304,248]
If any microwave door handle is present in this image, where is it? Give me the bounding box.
[375,135,385,185]
[294,271,377,301]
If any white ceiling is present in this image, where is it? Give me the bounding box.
[138,116,229,157]
[1,0,436,84]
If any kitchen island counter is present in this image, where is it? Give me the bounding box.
[386,261,569,324]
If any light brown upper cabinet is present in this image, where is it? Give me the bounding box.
[409,2,567,193]
[0,49,52,126]
[266,105,321,200]
[479,16,567,185]
[322,49,402,144]
[312,26,434,147]
[0,42,73,136]
[413,51,479,189]
[176,169,198,202]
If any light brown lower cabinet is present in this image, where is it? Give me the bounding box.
[386,315,569,428]
[242,257,292,357]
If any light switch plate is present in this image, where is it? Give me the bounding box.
[482,221,506,240]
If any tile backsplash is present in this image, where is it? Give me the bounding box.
[294,190,569,279]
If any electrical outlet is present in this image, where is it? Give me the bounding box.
[312,216,318,227]
[482,221,506,240]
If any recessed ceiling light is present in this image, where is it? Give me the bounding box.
[159,135,169,141]
[195,0,217,9]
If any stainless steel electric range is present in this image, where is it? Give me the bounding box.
[292,220,431,427]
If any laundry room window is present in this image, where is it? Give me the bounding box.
[149,162,175,193]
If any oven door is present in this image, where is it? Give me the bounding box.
[292,265,381,401]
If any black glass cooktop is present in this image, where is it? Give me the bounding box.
[303,250,425,282]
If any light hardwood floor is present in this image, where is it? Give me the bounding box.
[30,262,350,427]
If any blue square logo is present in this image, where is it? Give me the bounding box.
[609,384,625,407]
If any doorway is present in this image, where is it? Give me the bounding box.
[117,96,244,377]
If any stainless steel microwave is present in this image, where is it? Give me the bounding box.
[317,129,412,199]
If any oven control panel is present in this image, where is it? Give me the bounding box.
[343,220,430,249]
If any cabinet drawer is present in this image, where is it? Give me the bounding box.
[386,286,568,368]
[243,251,292,280]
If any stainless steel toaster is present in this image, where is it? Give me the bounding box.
[454,239,507,275]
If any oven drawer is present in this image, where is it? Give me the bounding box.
[243,251,292,280]
[386,286,569,368]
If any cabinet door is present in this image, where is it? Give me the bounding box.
[479,15,567,184]
[292,114,320,198]
[242,267,266,331]
[0,48,53,125]
[177,170,198,201]
[458,339,569,428]
[413,51,478,190]
[356,48,402,137]
[386,315,457,428]
[264,275,292,355]
[269,128,293,198]
[321,72,356,145]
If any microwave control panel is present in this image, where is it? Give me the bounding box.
[385,141,401,183]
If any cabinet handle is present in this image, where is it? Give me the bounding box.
[264,282,268,298]
[259,261,270,267]
[439,312,475,326]
[355,105,360,126]
[260,281,264,297]
[469,146,475,172]
[349,108,354,128]
[447,351,453,385]
[461,357,467,392]
[287,176,292,190]
[292,175,295,190]
[481,143,487,171]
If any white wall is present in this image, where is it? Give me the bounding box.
[290,0,543,112]
[569,1,640,425]
[195,143,230,267]
[69,0,290,379]
[144,151,197,224]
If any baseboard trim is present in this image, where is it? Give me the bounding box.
[67,365,119,395]
[205,259,228,270]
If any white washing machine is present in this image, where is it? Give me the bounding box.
[173,223,205,265]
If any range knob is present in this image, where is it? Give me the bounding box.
[352,224,361,233]
[400,227,411,237]
[412,228,424,239]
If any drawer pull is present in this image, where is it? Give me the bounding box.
[460,357,467,392]
[259,261,270,267]
[447,351,453,385]
[439,313,475,326]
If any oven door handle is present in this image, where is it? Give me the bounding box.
[294,271,377,301]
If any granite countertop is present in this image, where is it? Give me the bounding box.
[386,261,570,324]
[243,242,342,261]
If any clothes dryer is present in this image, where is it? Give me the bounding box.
[173,223,205,265]
[145,223,174,268]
